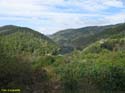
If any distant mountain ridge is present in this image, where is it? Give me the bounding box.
[50,23,125,53]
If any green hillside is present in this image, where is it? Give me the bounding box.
[0,25,60,93]
[54,35,125,92]
[0,25,59,57]
[0,24,125,93]
[50,23,125,53]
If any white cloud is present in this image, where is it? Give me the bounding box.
[0,0,124,16]
[0,0,124,34]
[103,0,123,8]
[104,13,125,24]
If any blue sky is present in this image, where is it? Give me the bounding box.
[0,0,125,34]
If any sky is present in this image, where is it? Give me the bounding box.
[0,0,125,34]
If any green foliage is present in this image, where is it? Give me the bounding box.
[51,23,125,53]
[0,26,59,57]
[0,24,125,93]
[54,35,125,91]
[0,25,59,93]
[83,38,125,53]
[0,45,52,93]
[85,51,125,91]
[0,50,32,92]
[32,56,55,68]
[55,51,125,91]
[55,61,85,92]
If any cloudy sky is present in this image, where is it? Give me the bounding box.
[0,0,125,34]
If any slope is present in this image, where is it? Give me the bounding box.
[0,25,59,57]
[50,23,125,53]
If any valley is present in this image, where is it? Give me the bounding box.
[0,23,125,93]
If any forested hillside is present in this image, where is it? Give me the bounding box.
[50,23,125,53]
[0,25,59,57]
[58,36,125,92]
[0,24,125,93]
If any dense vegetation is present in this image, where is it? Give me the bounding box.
[0,23,125,93]
[0,25,59,57]
[57,37,125,92]
[50,23,125,53]
[0,44,51,93]
[0,25,60,93]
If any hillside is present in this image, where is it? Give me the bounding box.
[50,23,125,53]
[66,36,125,91]
[0,24,125,93]
[53,31,125,92]
[0,25,59,57]
[83,37,125,54]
